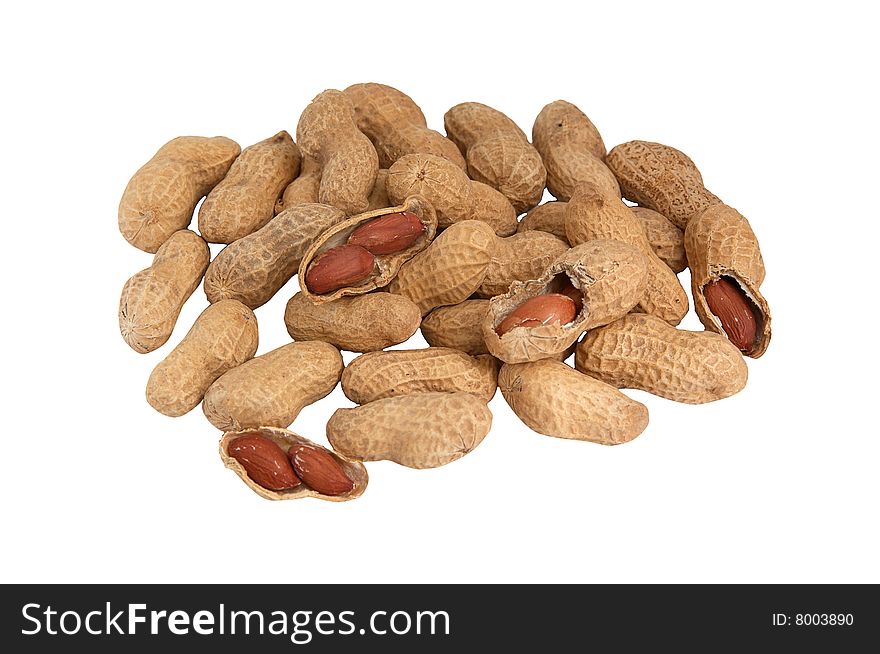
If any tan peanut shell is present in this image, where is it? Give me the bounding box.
[342,348,498,404]
[386,153,517,236]
[483,240,648,363]
[566,183,688,325]
[327,392,492,469]
[343,83,466,170]
[119,230,209,353]
[367,169,391,210]
[275,155,321,214]
[631,206,687,273]
[198,131,301,243]
[517,201,569,243]
[476,231,570,298]
[204,203,346,309]
[146,299,259,417]
[119,136,240,252]
[387,220,496,315]
[296,90,379,214]
[420,299,492,356]
[498,359,648,445]
[532,100,618,202]
[607,140,721,229]
[284,291,420,352]
[203,341,343,431]
[684,204,771,357]
[444,102,547,213]
[575,313,748,404]
[298,196,437,303]
[220,427,367,502]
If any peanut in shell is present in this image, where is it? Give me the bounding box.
[476,231,570,298]
[517,201,570,243]
[420,299,492,356]
[275,155,321,214]
[631,206,687,274]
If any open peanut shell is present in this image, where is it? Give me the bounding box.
[298,195,437,303]
[219,427,368,502]
[685,204,771,358]
[482,240,648,364]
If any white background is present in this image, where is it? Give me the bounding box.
[1,1,877,584]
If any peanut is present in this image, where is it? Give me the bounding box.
[532,100,619,201]
[386,153,517,236]
[298,196,437,302]
[203,341,343,431]
[296,90,379,214]
[606,140,721,229]
[118,136,240,252]
[119,229,209,353]
[631,206,687,273]
[203,203,346,309]
[198,131,301,243]
[220,427,367,501]
[566,182,689,325]
[483,240,648,363]
[684,203,771,357]
[575,313,748,404]
[275,155,321,214]
[304,244,376,295]
[343,83,466,170]
[444,102,547,213]
[420,300,492,356]
[327,392,492,469]
[387,220,496,315]
[495,294,577,336]
[476,231,570,298]
[366,169,391,210]
[517,201,570,243]
[284,291,420,352]
[498,359,648,445]
[342,348,498,404]
[146,299,258,417]
[288,444,355,497]
[227,433,301,491]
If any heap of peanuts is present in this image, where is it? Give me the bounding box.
[118,83,770,501]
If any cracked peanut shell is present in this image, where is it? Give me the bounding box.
[498,359,648,445]
[203,341,343,431]
[684,203,771,358]
[483,240,648,363]
[327,392,492,469]
[575,313,748,404]
[220,427,367,502]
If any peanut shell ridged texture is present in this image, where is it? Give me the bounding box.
[483,240,648,364]
[203,341,343,431]
[532,100,618,201]
[499,359,648,445]
[575,313,748,404]
[275,155,321,214]
[284,291,420,352]
[420,300,491,356]
[631,206,687,273]
[119,230,209,353]
[444,102,546,213]
[606,140,721,229]
[220,427,367,502]
[119,136,240,252]
[684,204,771,357]
[387,153,517,236]
[342,348,498,404]
[387,220,496,315]
[343,83,466,170]
[367,169,390,210]
[146,300,259,417]
[198,131,301,243]
[204,203,346,309]
[327,392,492,469]
[476,231,569,298]
[566,183,688,325]
[296,90,379,214]
[297,196,437,303]
[517,201,569,243]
